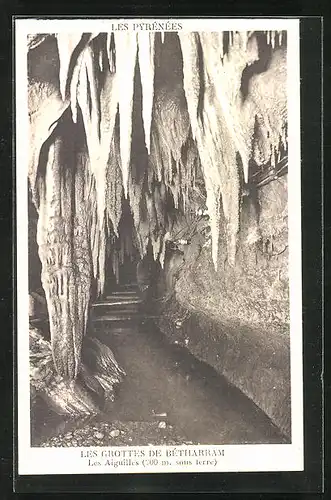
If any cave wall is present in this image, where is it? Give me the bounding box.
[158,174,290,437]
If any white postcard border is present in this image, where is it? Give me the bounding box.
[15,17,303,476]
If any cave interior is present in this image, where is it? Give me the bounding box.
[27,29,291,442]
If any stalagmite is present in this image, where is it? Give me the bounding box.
[73,152,93,373]
[151,233,162,261]
[138,32,155,153]
[111,251,120,284]
[114,32,138,198]
[159,231,171,269]
[92,212,101,284]
[36,129,92,380]
[97,220,107,295]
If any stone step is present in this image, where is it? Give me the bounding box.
[93,302,140,311]
[92,314,158,323]
[93,299,142,307]
[93,312,139,318]
[92,315,141,322]
[106,291,139,299]
[118,283,138,287]
[116,284,139,291]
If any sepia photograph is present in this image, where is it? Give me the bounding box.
[16,18,303,475]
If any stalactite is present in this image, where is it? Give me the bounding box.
[28,34,50,51]
[248,47,287,169]
[75,43,116,296]
[28,37,70,202]
[28,29,288,384]
[151,84,191,206]
[149,131,164,181]
[105,129,123,237]
[264,30,284,49]
[200,32,258,183]
[56,34,83,101]
[77,47,102,212]
[111,251,120,284]
[179,31,286,268]
[98,49,120,229]
[153,183,164,228]
[127,146,147,257]
[114,32,138,198]
[70,51,83,124]
[179,33,224,269]
[177,33,200,139]
[219,32,224,60]
[136,218,150,258]
[138,32,155,153]
[106,33,116,72]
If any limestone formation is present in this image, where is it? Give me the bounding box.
[28,31,288,380]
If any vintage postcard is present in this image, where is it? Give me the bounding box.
[15,17,303,475]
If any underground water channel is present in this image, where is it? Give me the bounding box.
[31,288,288,446]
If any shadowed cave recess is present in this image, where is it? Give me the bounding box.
[28,30,291,446]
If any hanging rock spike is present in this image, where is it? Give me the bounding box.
[70,51,83,123]
[281,30,285,45]
[114,32,138,198]
[138,32,155,154]
[99,53,120,234]
[77,46,108,242]
[106,33,116,72]
[56,33,84,101]
[178,32,200,135]
[219,32,224,60]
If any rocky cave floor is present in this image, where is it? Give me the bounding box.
[32,319,288,448]
[39,420,194,448]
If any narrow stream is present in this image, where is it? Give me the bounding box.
[95,319,287,445]
[32,318,288,446]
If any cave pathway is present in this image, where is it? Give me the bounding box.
[91,290,287,445]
